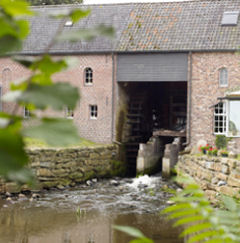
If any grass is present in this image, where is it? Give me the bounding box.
[24,137,100,149]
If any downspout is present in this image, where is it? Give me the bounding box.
[111,52,115,142]
[186,51,193,146]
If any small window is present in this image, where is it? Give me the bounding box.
[2,68,11,82]
[84,67,93,85]
[90,105,97,119]
[219,68,228,87]
[24,106,31,118]
[65,20,73,27]
[228,100,240,136]
[221,11,239,26]
[65,106,74,119]
[214,102,227,134]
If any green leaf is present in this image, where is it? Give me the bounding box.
[168,208,200,219]
[57,24,115,42]
[180,223,212,237]
[187,230,220,243]
[162,203,191,214]
[19,82,80,110]
[70,9,91,23]
[2,90,22,102]
[0,128,28,176]
[173,215,205,227]
[16,19,29,38]
[0,35,22,55]
[7,168,35,185]
[1,0,33,16]
[129,238,154,243]
[113,226,146,239]
[13,56,38,68]
[23,118,80,146]
[222,195,237,212]
[31,55,67,75]
[31,73,52,85]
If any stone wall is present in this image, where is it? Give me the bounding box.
[178,154,240,201]
[0,145,125,193]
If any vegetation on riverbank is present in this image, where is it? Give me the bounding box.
[24,137,99,148]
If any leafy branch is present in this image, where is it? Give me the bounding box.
[0,0,114,184]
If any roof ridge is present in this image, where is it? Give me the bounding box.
[30,0,234,9]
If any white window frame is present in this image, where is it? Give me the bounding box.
[90,105,98,119]
[214,102,227,135]
[65,106,74,119]
[24,106,31,118]
[219,68,228,87]
[84,67,93,86]
[214,100,240,137]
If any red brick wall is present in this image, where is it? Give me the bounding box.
[0,54,113,144]
[191,52,240,151]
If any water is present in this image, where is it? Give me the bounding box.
[0,174,183,243]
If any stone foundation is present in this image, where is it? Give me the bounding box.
[178,154,240,201]
[137,137,163,174]
[0,145,125,193]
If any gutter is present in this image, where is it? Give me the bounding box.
[111,52,115,142]
[13,49,238,57]
[186,51,193,146]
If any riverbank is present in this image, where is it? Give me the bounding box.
[0,145,126,193]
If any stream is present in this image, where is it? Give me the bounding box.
[0,174,183,243]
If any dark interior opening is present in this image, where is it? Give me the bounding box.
[118,81,187,176]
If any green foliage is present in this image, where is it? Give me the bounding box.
[215,135,227,149]
[162,176,240,243]
[0,0,32,55]
[0,0,114,184]
[23,118,80,146]
[57,24,115,42]
[113,226,154,243]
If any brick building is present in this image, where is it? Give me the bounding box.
[1,0,240,155]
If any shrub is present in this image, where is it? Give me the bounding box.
[215,135,227,149]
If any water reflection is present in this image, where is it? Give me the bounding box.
[0,175,183,243]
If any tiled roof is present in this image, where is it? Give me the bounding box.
[118,0,240,52]
[22,0,240,54]
[22,3,134,54]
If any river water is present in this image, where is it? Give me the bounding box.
[0,174,183,243]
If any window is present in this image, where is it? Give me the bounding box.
[214,100,240,137]
[24,106,31,118]
[2,68,11,82]
[90,105,97,119]
[65,106,74,119]
[219,68,228,87]
[214,102,227,134]
[221,11,239,26]
[65,20,73,27]
[228,100,240,136]
[84,67,93,85]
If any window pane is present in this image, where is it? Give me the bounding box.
[219,68,228,87]
[229,101,240,136]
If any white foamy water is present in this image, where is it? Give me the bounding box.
[128,174,159,189]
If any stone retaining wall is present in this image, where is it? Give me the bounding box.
[178,154,240,201]
[0,145,125,193]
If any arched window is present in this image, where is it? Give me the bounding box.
[84,67,93,85]
[2,68,11,82]
[219,68,228,87]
